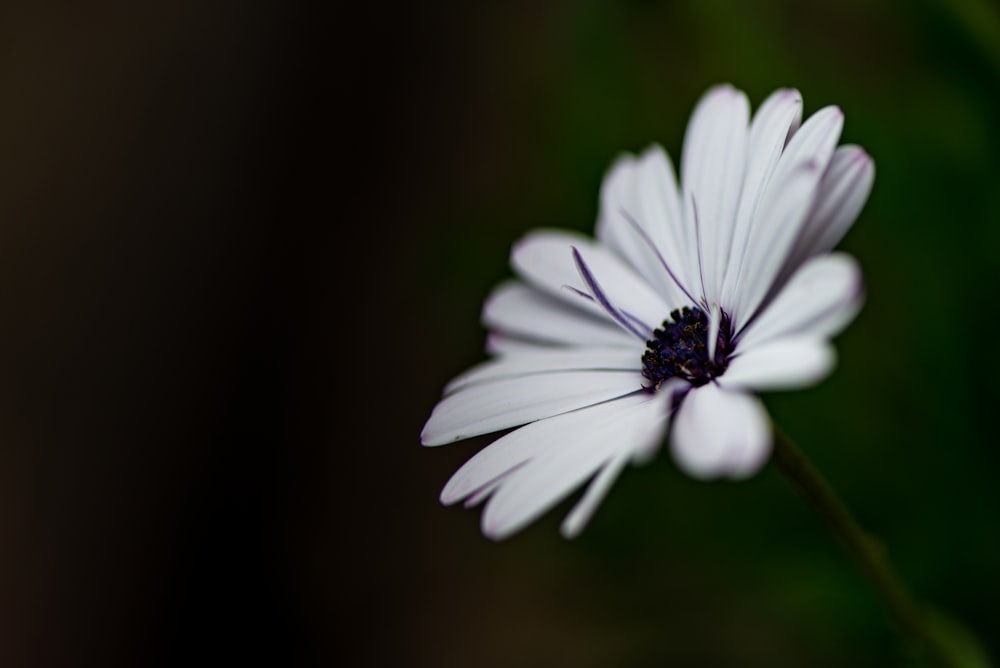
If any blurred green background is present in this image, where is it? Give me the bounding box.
[402,1,1000,666]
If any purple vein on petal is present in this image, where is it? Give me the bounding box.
[621,309,652,336]
[563,285,596,303]
[571,247,648,341]
[618,207,698,304]
[563,286,650,334]
[618,207,699,306]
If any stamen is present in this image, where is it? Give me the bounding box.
[641,306,733,390]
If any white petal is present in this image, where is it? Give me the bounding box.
[511,230,673,334]
[477,392,670,540]
[719,338,835,392]
[559,450,630,539]
[738,253,863,350]
[630,378,687,464]
[421,370,644,446]
[441,391,665,504]
[445,348,640,394]
[485,333,634,357]
[560,379,688,538]
[635,146,691,293]
[671,384,771,479]
[722,89,802,311]
[595,146,692,305]
[681,84,750,302]
[728,106,844,329]
[485,333,538,356]
[462,477,506,508]
[484,334,556,356]
[508,228,605,317]
[787,145,875,270]
[482,281,635,347]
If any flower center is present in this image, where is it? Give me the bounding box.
[641,306,734,391]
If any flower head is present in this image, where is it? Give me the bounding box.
[421,84,874,540]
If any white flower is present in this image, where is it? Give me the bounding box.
[421,84,874,541]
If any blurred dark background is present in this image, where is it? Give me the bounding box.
[0,0,996,666]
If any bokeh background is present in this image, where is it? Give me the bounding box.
[0,0,996,666]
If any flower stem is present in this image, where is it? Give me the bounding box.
[770,426,963,668]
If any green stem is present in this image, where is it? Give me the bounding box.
[770,426,961,668]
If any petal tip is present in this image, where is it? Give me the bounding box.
[419,421,460,448]
[778,87,801,102]
[481,516,509,542]
[439,486,460,506]
[670,385,772,480]
[559,520,583,540]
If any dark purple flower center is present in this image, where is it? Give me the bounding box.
[641,306,734,391]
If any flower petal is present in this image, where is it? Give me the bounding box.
[728,105,844,330]
[483,334,559,356]
[671,384,771,479]
[559,450,630,539]
[681,84,750,302]
[469,392,669,540]
[737,253,863,349]
[482,281,635,347]
[511,230,673,334]
[421,371,644,446]
[445,347,639,394]
[722,88,803,311]
[786,145,875,271]
[596,146,693,306]
[508,229,605,317]
[560,378,688,538]
[441,391,664,504]
[719,338,835,391]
